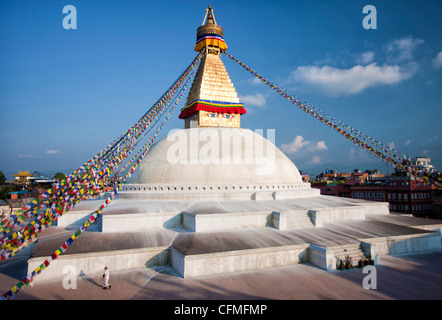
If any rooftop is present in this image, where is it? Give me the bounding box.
[12,170,33,177]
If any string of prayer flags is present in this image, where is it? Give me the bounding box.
[0,50,204,262]
[223,51,440,187]
[1,51,201,300]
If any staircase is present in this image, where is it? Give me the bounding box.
[331,243,366,265]
[272,210,315,230]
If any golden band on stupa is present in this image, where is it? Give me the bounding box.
[179,5,246,128]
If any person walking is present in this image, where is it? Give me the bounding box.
[102,266,111,290]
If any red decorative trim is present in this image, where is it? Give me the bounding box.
[179,103,246,119]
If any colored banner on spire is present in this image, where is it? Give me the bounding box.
[179,99,245,119]
[195,34,227,52]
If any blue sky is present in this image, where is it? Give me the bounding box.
[1,0,441,178]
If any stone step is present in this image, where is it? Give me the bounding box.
[170,228,310,278]
[171,244,310,278]
[272,210,315,230]
[334,250,363,257]
[182,211,271,232]
[286,217,315,229]
[332,244,366,262]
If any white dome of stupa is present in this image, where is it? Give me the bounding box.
[120,127,319,201]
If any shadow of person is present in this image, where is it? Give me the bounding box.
[79,270,101,288]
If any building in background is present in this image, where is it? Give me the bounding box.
[311,167,439,219]
[414,157,435,173]
[12,170,34,185]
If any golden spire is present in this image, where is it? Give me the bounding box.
[200,5,217,26]
[205,5,216,25]
[179,6,245,128]
[194,5,227,53]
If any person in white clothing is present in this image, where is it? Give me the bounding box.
[102,266,111,290]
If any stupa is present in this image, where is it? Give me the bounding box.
[179,5,245,129]
[22,6,442,283]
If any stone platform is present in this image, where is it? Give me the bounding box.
[19,197,442,283]
[3,177,439,284]
[2,252,442,300]
[55,196,390,232]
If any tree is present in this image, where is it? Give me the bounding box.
[0,171,6,186]
[0,185,16,200]
[53,172,66,181]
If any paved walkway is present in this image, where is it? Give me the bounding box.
[1,252,441,300]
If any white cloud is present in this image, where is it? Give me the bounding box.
[347,146,372,163]
[239,93,267,107]
[357,51,375,64]
[310,156,321,164]
[349,148,356,161]
[45,149,59,155]
[385,36,424,62]
[432,51,442,69]
[405,139,411,146]
[249,77,262,85]
[315,141,328,150]
[281,135,310,154]
[388,142,396,149]
[292,63,416,97]
[281,136,328,155]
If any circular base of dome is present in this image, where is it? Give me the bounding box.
[118,182,319,201]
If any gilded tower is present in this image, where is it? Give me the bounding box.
[179,5,246,128]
